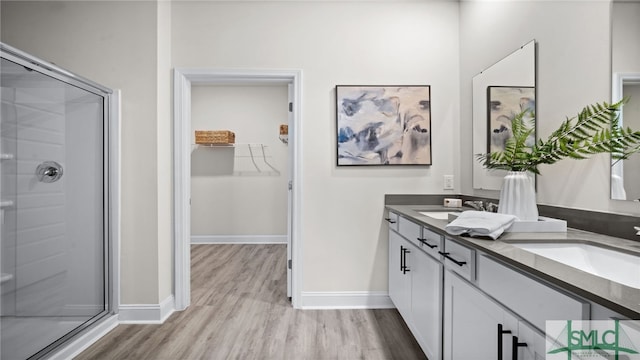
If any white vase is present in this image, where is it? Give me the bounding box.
[497,171,539,221]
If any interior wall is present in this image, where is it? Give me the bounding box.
[190,85,289,239]
[1,1,170,304]
[3,0,635,309]
[2,0,460,306]
[156,0,173,304]
[459,0,640,216]
[612,1,640,73]
[173,1,460,292]
[6,0,638,310]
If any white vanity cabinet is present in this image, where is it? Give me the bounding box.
[442,241,589,360]
[410,242,443,360]
[388,229,412,318]
[444,271,547,360]
[386,209,599,360]
[387,213,443,360]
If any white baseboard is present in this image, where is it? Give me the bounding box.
[119,295,175,324]
[191,235,287,244]
[300,291,394,309]
[49,314,119,360]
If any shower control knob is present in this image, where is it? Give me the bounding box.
[44,168,58,176]
[36,161,64,183]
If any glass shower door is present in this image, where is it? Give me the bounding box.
[1,57,107,359]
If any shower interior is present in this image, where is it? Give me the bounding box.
[0,44,115,359]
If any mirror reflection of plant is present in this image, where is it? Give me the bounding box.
[476,99,640,175]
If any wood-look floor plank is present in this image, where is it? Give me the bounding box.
[75,244,427,360]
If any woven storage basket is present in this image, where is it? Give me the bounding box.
[195,130,235,145]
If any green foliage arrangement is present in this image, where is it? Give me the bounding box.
[476,100,640,175]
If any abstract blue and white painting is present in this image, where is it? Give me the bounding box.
[487,86,535,154]
[336,85,432,165]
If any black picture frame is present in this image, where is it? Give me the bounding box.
[336,85,432,166]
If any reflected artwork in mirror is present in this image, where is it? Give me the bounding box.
[487,86,535,155]
[611,0,640,202]
[472,40,536,190]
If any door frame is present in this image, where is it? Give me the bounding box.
[173,68,303,310]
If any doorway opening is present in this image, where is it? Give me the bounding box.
[173,69,302,310]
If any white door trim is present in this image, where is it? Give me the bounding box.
[172,68,303,310]
[287,83,293,298]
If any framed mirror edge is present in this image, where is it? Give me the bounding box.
[611,72,640,201]
[610,0,640,202]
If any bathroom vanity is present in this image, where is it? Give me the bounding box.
[385,202,640,360]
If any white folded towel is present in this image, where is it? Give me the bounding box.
[445,211,517,240]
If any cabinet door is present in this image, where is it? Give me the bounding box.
[516,321,547,360]
[444,270,518,360]
[411,249,443,360]
[389,230,411,318]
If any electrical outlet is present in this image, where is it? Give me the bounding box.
[443,175,454,190]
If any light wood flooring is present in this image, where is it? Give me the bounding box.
[75,244,427,360]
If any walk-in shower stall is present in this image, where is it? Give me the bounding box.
[0,43,117,359]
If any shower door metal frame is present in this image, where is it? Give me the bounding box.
[0,42,120,359]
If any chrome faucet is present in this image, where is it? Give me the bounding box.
[464,200,499,212]
[464,200,485,211]
[486,202,499,213]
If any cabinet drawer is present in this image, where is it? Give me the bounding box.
[385,211,399,232]
[478,255,590,331]
[419,226,443,258]
[442,238,475,281]
[398,216,422,248]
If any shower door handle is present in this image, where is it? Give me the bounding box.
[36,161,64,183]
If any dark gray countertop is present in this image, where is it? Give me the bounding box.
[386,204,640,319]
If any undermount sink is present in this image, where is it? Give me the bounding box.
[417,211,459,220]
[510,242,640,289]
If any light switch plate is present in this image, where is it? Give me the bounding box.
[443,175,454,190]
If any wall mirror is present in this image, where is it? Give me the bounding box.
[472,40,536,190]
[611,74,640,201]
[610,1,640,201]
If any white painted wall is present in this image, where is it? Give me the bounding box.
[156,0,173,307]
[612,1,640,74]
[1,1,172,304]
[5,0,635,308]
[2,0,460,306]
[460,0,640,216]
[190,85,289,239]
[172,1,460,292]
